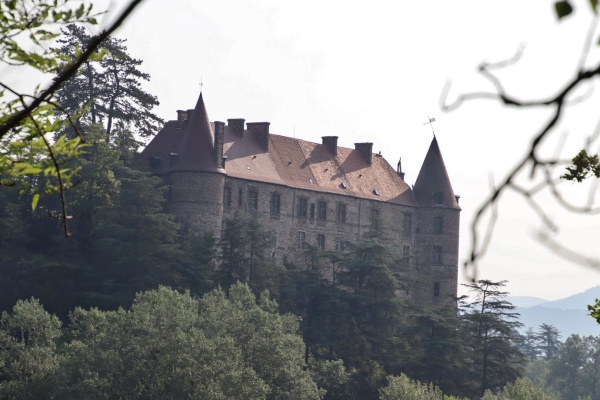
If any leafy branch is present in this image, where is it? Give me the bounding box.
[0,0,144,234]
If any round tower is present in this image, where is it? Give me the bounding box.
[412,137,461,306]
[168,93,226,236]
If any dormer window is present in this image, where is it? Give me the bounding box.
[169,153,179,167]
[433,192,444,206]
[149,156,162,169]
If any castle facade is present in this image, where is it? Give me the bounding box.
[140,92,461,306]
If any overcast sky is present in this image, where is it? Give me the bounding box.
[92,0,600,300]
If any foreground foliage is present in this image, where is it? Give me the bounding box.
[379,374,446,400]
[0,284,321,400]
[481,378,558,400]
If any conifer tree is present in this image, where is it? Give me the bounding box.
[54,24,163,145]
[460,280,526,397]
[535,323,561,360]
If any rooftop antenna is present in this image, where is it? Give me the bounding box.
[423,115,436,137]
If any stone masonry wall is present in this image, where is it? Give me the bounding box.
[169,171,225,235]
[218,176,459,306]
[169,171,460,307]
[414,206,460,305]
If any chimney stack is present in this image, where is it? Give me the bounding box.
[214,121,225,168]
[186,108,195,120]
[247,122,270,151]
[176,110,188,122]
[227,118,245,140]
[322,136,338,156]
[354,142,373,165]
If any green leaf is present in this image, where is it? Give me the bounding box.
[31,192,40,211]
[591,0,598,13]
[76,3,85,19]
[588,299,600,324]
[555,0,574,19]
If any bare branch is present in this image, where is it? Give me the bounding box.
[447,43,600,276]
[537,230,600,270]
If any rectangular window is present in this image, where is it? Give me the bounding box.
[371,208,380,228]
[402,245,410,264]
[248,189,258,210]
[433,216,443,234]
[434,282,440,297]
[296,231,306,249]
[316,233,325,250]
[335,238,345,252]
[298,198,308,217]
[337,204,346,223]
[403,214,412,236]
[317,201,327,220]
[221,221,229,240]
[238,189,243,207]
[270,193,281,214]
[223,187,231,207]
[432,246,443,265]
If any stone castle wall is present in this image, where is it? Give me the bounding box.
[210,176,459,307]
[169,171,225,235]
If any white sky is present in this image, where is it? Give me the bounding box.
[89,0,600,300]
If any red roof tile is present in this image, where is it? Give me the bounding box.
[140,93,418,206]
[222,130,415,205]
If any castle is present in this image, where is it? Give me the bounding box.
[140,92,460,306]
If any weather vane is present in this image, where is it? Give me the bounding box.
[423,115,436,137]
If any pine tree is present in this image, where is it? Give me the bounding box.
[460,280,526,397]
[535,323,561,360]
[54,25,163,145]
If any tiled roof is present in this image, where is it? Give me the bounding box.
[222,125,414,205]
[413,137,460,209]
[139,94,434,206]
[139,120,183,174]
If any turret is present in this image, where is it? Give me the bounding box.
[412,137,460,306]
[168,92,226,235]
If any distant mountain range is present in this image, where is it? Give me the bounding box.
[508,286,600,338]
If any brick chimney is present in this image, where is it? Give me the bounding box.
[355,142,373,165]
[186,108,195,120]
[176,110,188,122]
[247,122,270,151]
[227,119,246,139]
[322,136,338,156]
[214,121,225,168]
[176,110,187,128]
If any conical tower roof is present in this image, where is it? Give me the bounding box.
[170,92,219,172]
[413,137,459,209]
